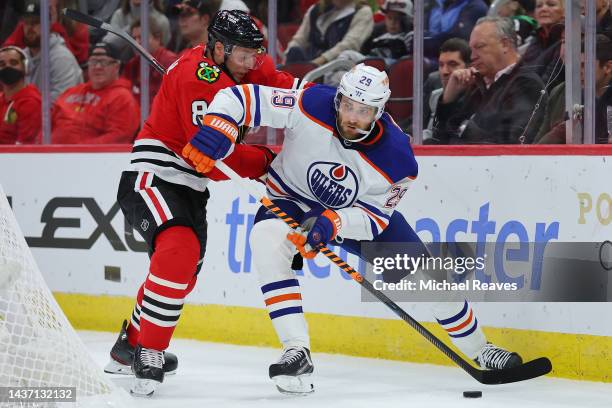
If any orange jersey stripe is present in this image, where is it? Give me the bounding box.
[241,85,252,126]
[358,151,393,184]
[359,120,384,145]
[446,309,474,333]
[355,204,388,231]
[266,179,288,196]
[265,293,302,306]
[298,93,334,132]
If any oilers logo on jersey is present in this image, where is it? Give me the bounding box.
[307,162,359,209]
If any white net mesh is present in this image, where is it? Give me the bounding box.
[0,185,128,407]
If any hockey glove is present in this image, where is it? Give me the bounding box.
[182,115,238,174]
[250,144,277,183]
[287,209,341,259]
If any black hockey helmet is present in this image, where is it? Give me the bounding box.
[207,10,265,55]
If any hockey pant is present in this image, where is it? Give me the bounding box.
[249,199,486,359]
[117,171,209,351]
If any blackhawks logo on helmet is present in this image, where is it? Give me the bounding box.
[196,62,221,83]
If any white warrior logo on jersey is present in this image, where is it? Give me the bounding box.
[307,162,359,209]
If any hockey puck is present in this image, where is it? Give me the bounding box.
[463,391,482,398]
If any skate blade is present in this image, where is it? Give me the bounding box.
[273,374,314,396]
[130,378,161,397]
[104,359,177,376]
[104,359,133,375]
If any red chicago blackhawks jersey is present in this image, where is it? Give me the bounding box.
[128,45,306,191]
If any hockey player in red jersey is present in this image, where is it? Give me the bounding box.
[104,10,307,396]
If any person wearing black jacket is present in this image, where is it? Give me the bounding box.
[431,16,546,144]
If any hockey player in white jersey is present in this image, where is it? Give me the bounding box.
[182,64,523,394]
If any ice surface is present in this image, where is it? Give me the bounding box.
[81,331,612,408]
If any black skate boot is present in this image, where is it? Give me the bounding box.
[474,342,523,370]
[269,346,314,395]
[131,345,164,396]
[104,320,178,375]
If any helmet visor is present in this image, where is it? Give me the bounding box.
[337,96,378,123]
[226,45,266,70]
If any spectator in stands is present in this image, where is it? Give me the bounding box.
[106,0,171,58]
[488,0,537,47]
[489,0,535,18]
[22,1,82,102]
[594,0,611,37]
[423,38,470,142]
[360,0,413,63]
[3,0,90,65]
[327,0,412,82]
[519,0,566,95]
[172,0,220,53]
[536,34,612,144]
[423,0,488,60]
[0,46,41,144]
[521,0,564,63]
[51,42,140,144]
[285,0,374,66]
[431,17,547,144]
[124,18,178,106]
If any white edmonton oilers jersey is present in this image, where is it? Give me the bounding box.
[209,84,418,240]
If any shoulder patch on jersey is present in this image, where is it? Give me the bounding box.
[195,62,221,83]
[299,85,337,131]
[271,89,297,109]
[359,113,418,184]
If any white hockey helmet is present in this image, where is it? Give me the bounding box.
[335,63,391,122]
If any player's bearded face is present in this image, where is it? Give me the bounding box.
[224,46,264,82]
[337,96,377,140]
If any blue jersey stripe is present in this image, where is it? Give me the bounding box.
[436,300,469,326]
[269,306,304,320]
[368,217,381,236]
[253,85,261,127]
[230,86,245,125]
[261,278,300,294]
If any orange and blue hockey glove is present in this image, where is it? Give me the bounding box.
[182,114,238,174]
[287,208,342,258]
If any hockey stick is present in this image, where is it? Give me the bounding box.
[66,7,552,383]
[214,161,552,385]
[62,8,167,75]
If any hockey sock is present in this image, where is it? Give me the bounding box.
[137,226,200,351]
[261,278,310,349]
[250,219,310,349]
[432,300,486,359]
[127,274,198,348]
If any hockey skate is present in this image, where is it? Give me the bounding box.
[474,342,523,370]
[104,320,177,375]
[131,345,164,396]
[269,346,314,395]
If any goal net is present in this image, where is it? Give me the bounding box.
[0,185,128,407]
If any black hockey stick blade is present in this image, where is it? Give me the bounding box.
[359,279,552,385]
[62,8,167,75]
[476,357,553,385]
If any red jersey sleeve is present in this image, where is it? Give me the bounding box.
[243,55,299,89]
